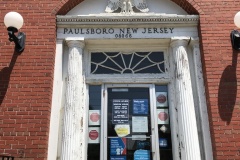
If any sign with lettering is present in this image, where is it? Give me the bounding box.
[63,27,174,36]
[57,27,197,39]
[134,150,150,160]
[133,99,148,115]
[110,138,127,155]
[132,116,148,133]
[112,99,129,124]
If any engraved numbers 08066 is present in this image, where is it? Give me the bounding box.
[115,33,132,38]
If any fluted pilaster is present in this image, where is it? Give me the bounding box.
[190,39,213,160]
[171,38,201,160]
[61,39,85,160]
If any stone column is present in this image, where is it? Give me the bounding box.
[170,38,201,160]
[61,38,85,160]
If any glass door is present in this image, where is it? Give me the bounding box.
[104,85,158,160]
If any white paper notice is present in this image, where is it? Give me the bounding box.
[132,116,148,133]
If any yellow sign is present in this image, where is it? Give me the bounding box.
[114,125,130,137]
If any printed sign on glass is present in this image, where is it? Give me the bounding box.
[88,110,100,126]
[132,116,148,133]
[88,127,100,143]
[112,99,129,124]
[156,92,168,107]
[114,124,130,137]
[157,109,169,124]
[110,138,127,156]
[134,150,150,160]
[133,99,148,115]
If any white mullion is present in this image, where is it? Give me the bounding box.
[150,84,160,160]
[100,84,107,160]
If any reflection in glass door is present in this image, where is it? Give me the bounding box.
[107,87,154,160]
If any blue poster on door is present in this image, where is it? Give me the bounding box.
[133,99,148,114]
[110,138,127,156]
[134,150,150,160]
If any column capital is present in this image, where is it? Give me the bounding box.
[189,38,200,49]
[65,37,85,48]
[170,37,190,48]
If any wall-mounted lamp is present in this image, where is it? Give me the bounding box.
[231,11,240,50]
[4,12,26,53]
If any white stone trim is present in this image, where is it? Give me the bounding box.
[57,14,199,26]
[48,40,64,160]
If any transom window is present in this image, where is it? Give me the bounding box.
[91,51,165,74]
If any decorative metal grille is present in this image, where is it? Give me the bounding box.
[91,51,165,74]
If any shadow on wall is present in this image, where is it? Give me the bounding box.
[218,50,238,125]
[0,51,20,105]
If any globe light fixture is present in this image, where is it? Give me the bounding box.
[231,11,240,50]
[234,11,240,28]
[4,11,26,53]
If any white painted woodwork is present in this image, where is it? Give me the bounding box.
[48,40,64,160]
[170,38,201,160]
[61,38,85,160]
[57,26,197,40]
[56,14,199,40]
[190,39,213,160]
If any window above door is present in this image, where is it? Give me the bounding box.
[91,51,165,74]
[84,39,171,84]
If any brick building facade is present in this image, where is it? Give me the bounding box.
[0,0,240,160]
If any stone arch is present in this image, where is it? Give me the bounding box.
[52,0,201,15]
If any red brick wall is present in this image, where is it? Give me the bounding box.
[199,0,240,159]
[0,0,240,159]
[0,1,59,159]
